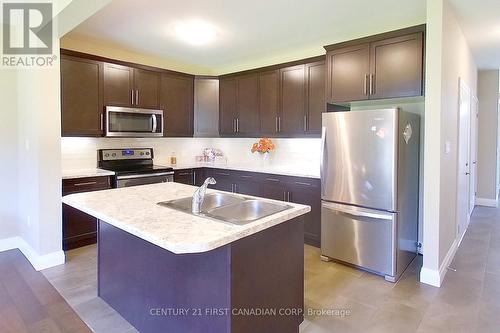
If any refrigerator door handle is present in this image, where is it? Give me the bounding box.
[322,202,393,220]
[320,126,326,187]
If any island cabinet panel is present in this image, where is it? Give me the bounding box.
[326,44,370,103]
[236,74,260,135]
[61,55,104,136]
[174,169,196,185]
[258,70,280,135]
[219,77,238,136]
[62,176,112,250]
[279,64,306,135]
[369,33,424,100]
[160,74,194,137]
[98,217,304,333]
[103,63,134,107]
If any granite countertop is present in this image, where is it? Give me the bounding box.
[62,182,310,254]
[62,168,115,179]
[167,162,320,179]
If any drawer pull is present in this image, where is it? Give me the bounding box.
[295,181,312,186]
[177,172,191,176]
[266,178,280,182]
[240,175,252,179]
[73,181,98,186]
[217,172,231,176]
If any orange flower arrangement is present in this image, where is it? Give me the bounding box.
[251,138,276,154]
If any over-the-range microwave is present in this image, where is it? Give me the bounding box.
[105,106,164,137]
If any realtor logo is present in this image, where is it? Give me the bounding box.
[2,2,53,54]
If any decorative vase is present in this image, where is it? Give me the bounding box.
[259,152,270,167]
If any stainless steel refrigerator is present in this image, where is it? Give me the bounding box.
[320,108,420,282]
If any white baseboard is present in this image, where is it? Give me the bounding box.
[0,236,65,271]
[420,238,459,287]
[476,197,498,207]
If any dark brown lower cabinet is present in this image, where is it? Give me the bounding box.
[183,168,321,247]
[62,176,112,250]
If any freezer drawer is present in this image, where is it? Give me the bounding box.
[321,201,395,277]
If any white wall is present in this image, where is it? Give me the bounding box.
[421,0,478,287]
[0,67,19,240]
[0,0,112,270]
[477,70,499,205]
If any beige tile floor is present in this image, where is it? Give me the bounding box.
[43,205,500,333]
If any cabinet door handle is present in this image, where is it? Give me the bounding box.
[275,117,278,133]
[364,74,368,95]
[236,118,239,133]
[136,90,139,106]
[74,181,97,187]
[303,115,307,132]
[283,191,286,201]
[287,191,291,202]
[266,178,280,182]
[295,181,312,186]
[233,118,236,133]
[278,116,281,132]
[217,172,231,176]
[369,74,375,95]
[100,114,104,131]
[131,89,134,105]
[193,170,196,185]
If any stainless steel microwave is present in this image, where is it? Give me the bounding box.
[105,106,164,137]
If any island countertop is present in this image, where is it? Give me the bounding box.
[62,182,310,254]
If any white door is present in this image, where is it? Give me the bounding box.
[469,95,479,214]
[457,78,471,240]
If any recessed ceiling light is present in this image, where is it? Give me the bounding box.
[174,20,217,46]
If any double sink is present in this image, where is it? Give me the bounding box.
[158,192,291,225]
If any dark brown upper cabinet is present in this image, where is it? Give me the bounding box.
[279,64,306,135]
[219,77,238,136]
[326,44,370,103]
[305,60,325,134]
[61,55,104,136]
[369,33,424,99]
[103,63,160,109]
[160,74,194,137]
[103,63,134,107]
[236,74,260,135]
[134,69,160,109]
[259,70,279,135]
[325,25,425,103]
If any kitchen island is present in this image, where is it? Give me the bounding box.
[62,182,310,333]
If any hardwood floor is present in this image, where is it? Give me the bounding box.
[15,204,498,333]
[0,249,91,333]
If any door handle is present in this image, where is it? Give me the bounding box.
[303,115,307,132]
[287,191,291,202]
[152,114,157,133]
[233,118,236,133]
[320,126,326,183]
[131,89,134,105]
[136,90,139,106]
[369,74,375,95]
[100,114,103,131]
[236,118,239,133]
[322,202,393,220]
[465,172,471,175]
[278,116,281,132]
[275,117,279,133]
[364,74,368,95]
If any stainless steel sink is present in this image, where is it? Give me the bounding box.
[158,192,245,213]
[208,199,291,225]
[158,192,292,225]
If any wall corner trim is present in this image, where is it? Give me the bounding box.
[476,197,498,208]
[0,236,65,271]
[420,238,459,288]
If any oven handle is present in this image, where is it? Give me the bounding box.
[116,171,174,180]
[152,114,157,133]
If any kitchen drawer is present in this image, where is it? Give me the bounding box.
[63,176,112,195]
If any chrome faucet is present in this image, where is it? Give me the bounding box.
[192,177,217,214]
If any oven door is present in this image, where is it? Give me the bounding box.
[106,106,164,137]
[116,172,174,188]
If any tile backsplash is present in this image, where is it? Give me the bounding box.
[61,137,321,172]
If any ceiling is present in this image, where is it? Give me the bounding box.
[450,0,500,69]
[65,0,426,74]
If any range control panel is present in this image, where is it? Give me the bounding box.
[99,148,153,161]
